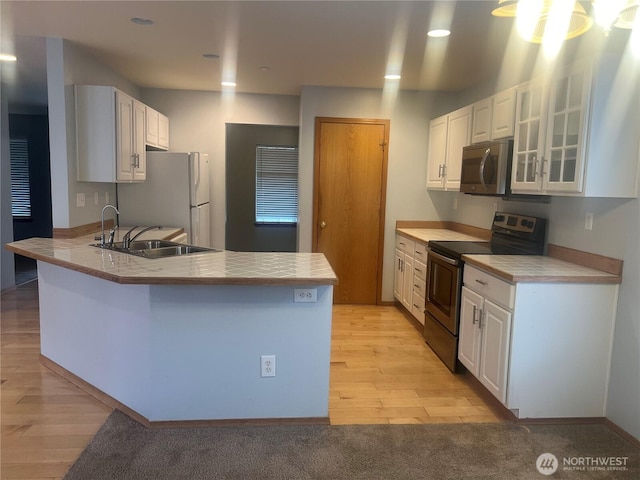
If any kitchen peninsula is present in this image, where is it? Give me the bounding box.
[6,232,337,427]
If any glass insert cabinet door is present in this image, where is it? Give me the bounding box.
[543,62,591,193]
[511,80,547,192]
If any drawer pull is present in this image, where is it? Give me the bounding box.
[415,251,423,255]
[413,304,421,309]
[475,279,488,286]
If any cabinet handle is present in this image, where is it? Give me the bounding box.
[414,284,420,289]
[541,156,547,177]
[475,279,488,286]
[415,250,423,256]
[413,304,420,309]
[442,164,447,177]
[532,156,539,180]
[473,306,484,327]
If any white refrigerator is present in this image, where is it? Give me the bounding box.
[118,152,210,247]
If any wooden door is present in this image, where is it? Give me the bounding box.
[313,118,389,305]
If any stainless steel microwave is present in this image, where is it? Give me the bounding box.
[460,139,513,195]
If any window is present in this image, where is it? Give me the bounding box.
[255,145,298,224]
[10,138,31,218]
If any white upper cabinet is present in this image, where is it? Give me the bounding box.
[146,106,170,151]
[471,88,516,145]
[491,87,516,140]
[427,105,472,191]
[511,56,639,198]
[158,113,169,150]
[76,85,146,183]
[471,97,492,144]
[511,79,548,193]
[145,106,159,146]
[426,114,448,189]
[543,61,590,193]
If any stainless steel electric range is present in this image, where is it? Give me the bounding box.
[424,212,547,372]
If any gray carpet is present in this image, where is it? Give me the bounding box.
[64,410,639,480]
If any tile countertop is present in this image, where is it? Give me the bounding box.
[396,228,486,243]
[6,232,338,287]
[463,254,621,284]
[397,227,620,284]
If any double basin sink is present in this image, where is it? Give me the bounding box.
[93,239,219,259]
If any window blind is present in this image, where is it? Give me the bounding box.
[255,145,298,224]
[10,138,31,218]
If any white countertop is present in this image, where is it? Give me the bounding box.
[463,254,621,284]
[396,228,485,243]
[6,231,338,286]
[396,226,620,284]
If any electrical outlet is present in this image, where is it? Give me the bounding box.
[294,288,317,303]
[105,191,110,203]
[76,193,85,207]
[585,212,593,230]
[94,192,99,205]
[453,197,458,210]
[261,355,276,377]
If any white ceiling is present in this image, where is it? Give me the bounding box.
[0,0,626,110]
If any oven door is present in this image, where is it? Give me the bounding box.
[425,249,462,335]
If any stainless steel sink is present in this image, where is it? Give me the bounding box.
[92,239,219,258]
[138,245,214,258]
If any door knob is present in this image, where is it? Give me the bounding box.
[320,221,326,229]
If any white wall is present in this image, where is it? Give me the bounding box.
[145,86,458,302]
[298,86,458,300]
[140,88,301,249]
[0,81,16,292]
[46,38,141,229]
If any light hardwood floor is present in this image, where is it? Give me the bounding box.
[330,304,501,425]
[1,281,500,479]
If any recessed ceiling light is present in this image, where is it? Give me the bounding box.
[427,29,451,38]
[259,66,271,72]
[202,53,220,59]
[0,54,17,62]
[384,74,402,80]
[130,17,154,26]
[221,81,237,87]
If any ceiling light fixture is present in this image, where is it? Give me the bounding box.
[130,17,154,26]
[202,53,220,59]
[221,81,237,87]
[427,29,451,38]
[0,53,17,62]
[384,74,401,80]
[492,1,640,43]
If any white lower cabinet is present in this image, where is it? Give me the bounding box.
[460,264,619,419]
[394,234,426,324]
[459,285,512,404]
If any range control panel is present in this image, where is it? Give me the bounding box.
[492,212,541,234]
